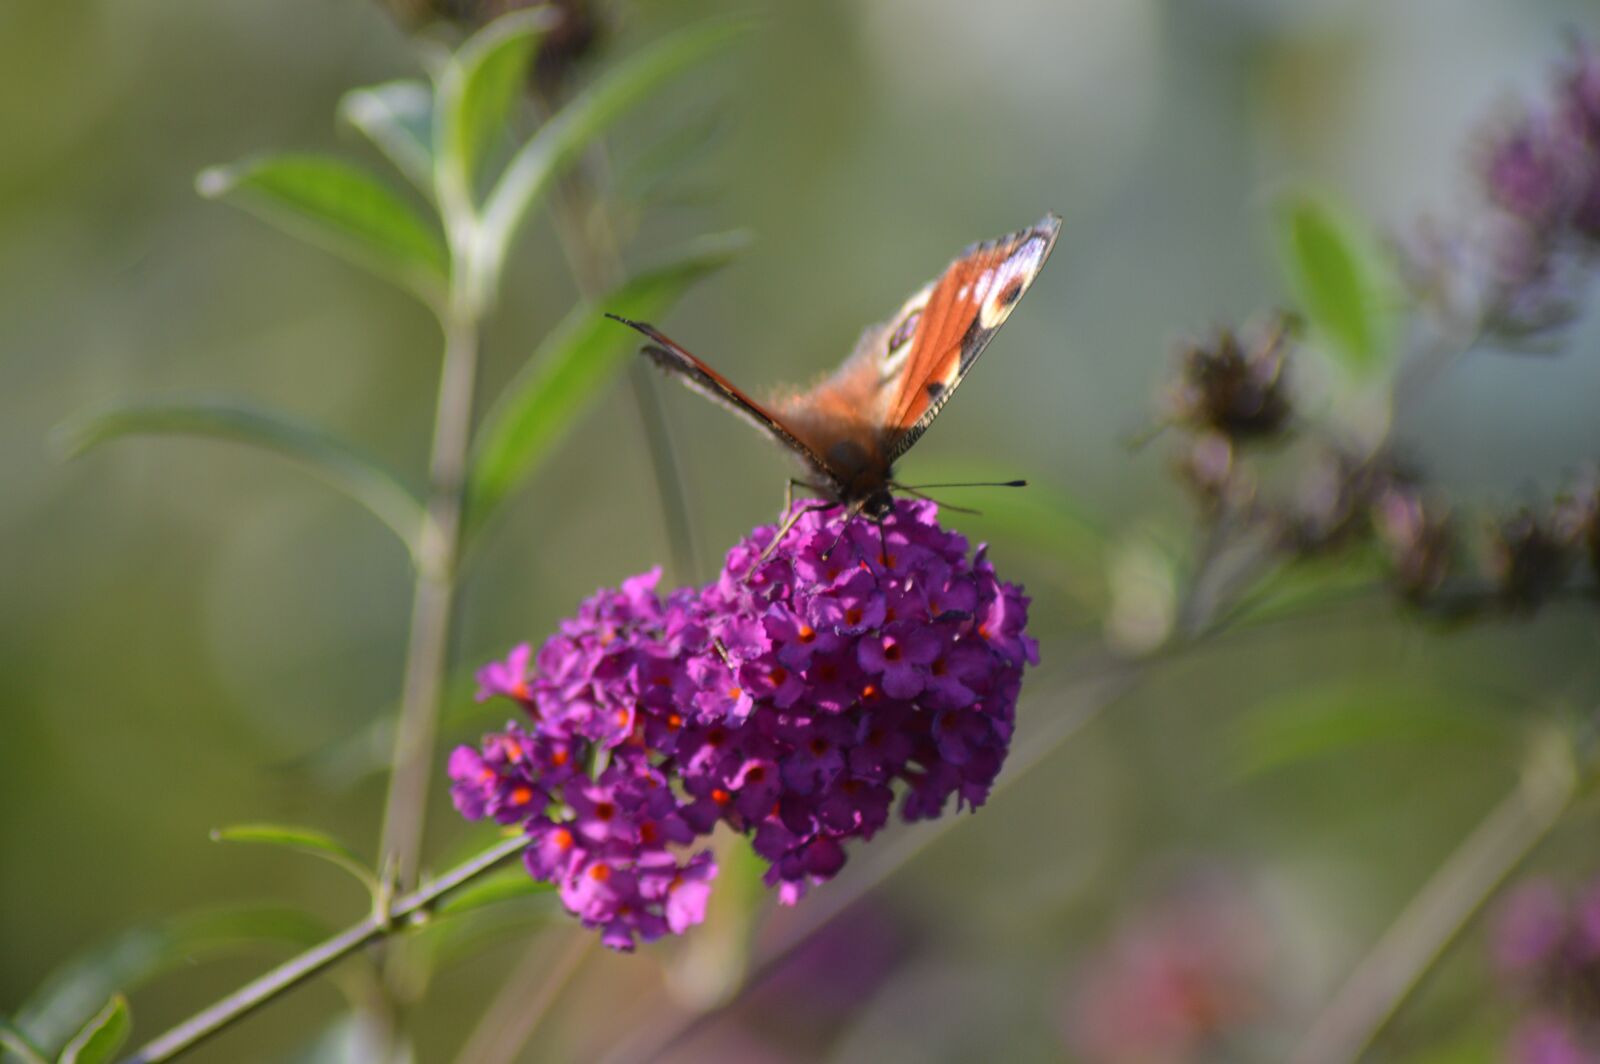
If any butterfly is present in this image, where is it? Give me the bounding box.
[609,212,1061,552]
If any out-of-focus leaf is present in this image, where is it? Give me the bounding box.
[1275,193,1398,376]
[1219,547,1388,632]
[210,823,379,897]
[0,1020,48,1064]
[197,154,448,305]
[285,1012,411,1064]
[340,79,437,196]
[16,906,326,1053]
[55,398,424,563]
[436,8,556,197]
[467,231,749,523]
[478,19,748,269]
[1230,680,1513,780]
[433,867,555,917]
[55,996,128,1064]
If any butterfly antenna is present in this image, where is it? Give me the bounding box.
[893,484,984,514]
[893,479,1028,490]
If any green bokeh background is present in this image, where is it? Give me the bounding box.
[4,1,1600,1060]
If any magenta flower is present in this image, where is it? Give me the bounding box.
[1489,875,1600,1058]
[449,499,1035,949]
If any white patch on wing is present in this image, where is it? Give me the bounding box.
[978,236,1048,329]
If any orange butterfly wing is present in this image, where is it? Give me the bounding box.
[880,213,1061,462]
[618,213,1060,504]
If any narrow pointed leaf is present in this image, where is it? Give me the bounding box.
[210,823,379,897]
[340,79,437,196]
[468,231,749,522]
[16,907,326,1053]
[437,8,557,196]
[198,154,448,305]
[56,996,128,1064]
[1275,193,1398,376]
[55,399,424,562]
[480,19,748,269]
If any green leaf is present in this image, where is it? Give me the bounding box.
[467,231,749,523]
[55,398,425,563]
[478,19,748,273]
[1275,193,1398,376]
[16,906,326,1053]
[55,996,128,1064]
[210,823,379,897]
[436,8,557,198]
[433,867,556,917]
[0,1019,49,1064]
[197,154,448,306]
[340,79,437,196]
[1230,679,1512,780]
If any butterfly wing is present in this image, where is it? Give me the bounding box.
[877,213,1061,462]
[608,314,837,485]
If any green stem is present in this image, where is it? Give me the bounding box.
[1291,731,1580,1064]
[378,302,480,893]
[119,835,529,1064]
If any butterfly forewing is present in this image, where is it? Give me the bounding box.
[880,214,1061,461]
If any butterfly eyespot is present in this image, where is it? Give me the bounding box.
[999,279,1024,307]
[925,381,945,399]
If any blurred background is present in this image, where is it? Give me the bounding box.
[4,0,1600,1060]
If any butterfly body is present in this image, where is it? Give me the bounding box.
[612,212,1061,520]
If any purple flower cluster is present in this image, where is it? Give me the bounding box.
[1476,40,1600,333]
[1490,877,1600,1062]
[450,499,1035,950]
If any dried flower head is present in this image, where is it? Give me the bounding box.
[1371,485,1456,602]
[1168,314,1295,442]
[451,500,1035,948]
[1487,509,1574,611]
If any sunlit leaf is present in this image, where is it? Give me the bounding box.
[55,995,128,1064]
[16,907,326,1053]
[211,823,379,897]
[433,867,555,917]
[340,79,437,196]
[55,398,424,563]
[467,231,749,523]
[197,154,448,305]
[1230,679,1512,780]
[478,19,748,270]
[436,8,556,198]
[1275,193,1398,376]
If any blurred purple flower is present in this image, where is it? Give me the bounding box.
[450,499,1035,949]
[1062,875,1272,1064]
[1491,875,1600,1059]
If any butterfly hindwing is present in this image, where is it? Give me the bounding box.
[607,315,835,482]
[880,213,1061,462]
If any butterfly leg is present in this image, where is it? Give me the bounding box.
[820,499,868,561]
[746,497,836,581]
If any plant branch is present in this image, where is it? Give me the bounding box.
[120,835,529,1064]
[378,302,481,895]
[1291,730,1580,1064]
